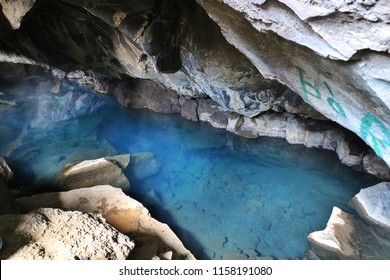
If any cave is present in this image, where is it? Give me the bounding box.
[0,0,389,260]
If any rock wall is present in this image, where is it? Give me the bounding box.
[114,77,390,180]
[195,0,390,167]
[1,0,389,168]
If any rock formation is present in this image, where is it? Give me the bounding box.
[56,155,132,191]
[15,185,195,260]
[0,0,388,176]
[307,183,390,259]
[0,0,389,260]
[0,207,134,260]
[0,155,194,260]
[349,182,390,234]
[55,153,159,191]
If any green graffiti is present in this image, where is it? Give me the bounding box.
[327,98,346,118]
[296,66,321,101]
[296,66,346,118]
[360,113,390,157]
[323,82,333,96]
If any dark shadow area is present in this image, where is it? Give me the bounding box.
[125,176,208,260]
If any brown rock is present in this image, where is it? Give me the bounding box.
[15,185,195,260]
[0,208,134,260]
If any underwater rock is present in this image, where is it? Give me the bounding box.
[15,185,195,260]
[349,182,390,233]
[0,207,134,260]
[222,251,249,260]
[125,152,160,180]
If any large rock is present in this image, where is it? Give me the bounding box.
[113,78,181,114]
[15,185,195,260]
[56,154,131,191]
[56,153,159,191]
[307,207,360,259]
[123,152,160,180]
[307,206,390,260]
[0,0,36,29]
[0,207,134,260]
[349,182,390,233]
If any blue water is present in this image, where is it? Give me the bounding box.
[0,81,379,259]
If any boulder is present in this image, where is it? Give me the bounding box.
[308,205,390,259]
[362,153,390,180]
[56,155,131,191]
[113,79,181,114]
[56,153,160,191]
[179,96,198,122]
[307,207,360,259]
[124,152,160,180]
[0,0,36,29]
[349,182,390,233]
[15,185,195,260]
[0,207,134,260]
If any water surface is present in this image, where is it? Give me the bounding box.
[0,81,379,259]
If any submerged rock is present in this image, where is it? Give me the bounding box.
[15,185,195,260]
[0,207,134,260]
[124,152,160,180]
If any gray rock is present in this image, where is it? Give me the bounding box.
[56,155,131,191]
[349,182,390,233]
[362,152,390,180]
[56,153,159,191]
[179,96,198,122]
[307,207,360,259]
[126,152,160,180]
[0,207,134,260]
[196,0,390,168]
[308,206,390,259]
[114,79,181,114]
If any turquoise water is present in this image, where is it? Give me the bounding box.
[0,81,379,259]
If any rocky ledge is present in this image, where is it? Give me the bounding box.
[307,182,390,259]
[0,157,195,260]
[113,77,390,180]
